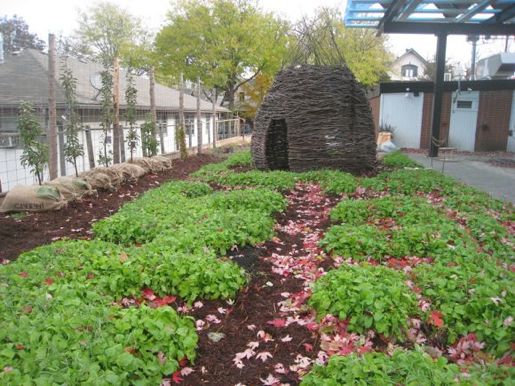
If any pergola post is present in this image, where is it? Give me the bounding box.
[429,32,447,158]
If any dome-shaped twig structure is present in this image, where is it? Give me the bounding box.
[251,65,376,174]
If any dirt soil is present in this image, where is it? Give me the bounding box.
[164,183,341,386]
[0,153,220,262]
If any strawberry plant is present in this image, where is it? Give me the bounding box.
[301,348,459,385]
[0,283,197,385]
[223,150,253,168]
[309,264,419,340]
[382,150,421,169]
[2,239,247,302]
[414,258,514,355]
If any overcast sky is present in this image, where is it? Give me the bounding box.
[2,0,512,69]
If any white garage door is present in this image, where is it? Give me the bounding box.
[380,93,423,149]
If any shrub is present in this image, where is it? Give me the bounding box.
[309,264,419,339]
[224,150,253,168]
[320,224,389,259]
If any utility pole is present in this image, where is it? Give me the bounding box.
[47,33,58,179]
[467,35,479,80]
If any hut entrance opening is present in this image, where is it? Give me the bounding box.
[265,118,289,170]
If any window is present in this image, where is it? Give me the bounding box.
[185,115,195,135]
[456,100,473,109]
[401,64,418,78]
[239,91,245,102]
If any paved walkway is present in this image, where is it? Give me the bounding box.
[406,153,515,204]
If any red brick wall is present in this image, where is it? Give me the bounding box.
[475,90,513,151]
[420,92,452,149]
[368,96,380,134]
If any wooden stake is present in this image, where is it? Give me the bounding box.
[197,77,202,154]
[112,57,120,163]
[212,88,217,149]
[47,33,58,179]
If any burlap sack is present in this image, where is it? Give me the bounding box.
[0,185,66,213]
[131,157,166,173]
[111,163,146,182]
[152,155,173,169]
[130,158,153,173]
[80,170,115,191]
[94,167,124,187]
[44,176,96,201]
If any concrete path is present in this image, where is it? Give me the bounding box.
[406,153,515,204]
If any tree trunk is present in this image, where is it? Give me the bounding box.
[149,67,162,155]
[112,57,120,164]
[47,33,58,180]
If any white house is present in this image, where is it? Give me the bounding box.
[389,48,428,81]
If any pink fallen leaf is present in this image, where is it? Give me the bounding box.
[274,363,288,374]
[256,351,273,362]
[180,367,194,376]
[303,343,313,352]
[217,307,227,314]
[247,341,260,350]
[246,324,256,331]
[205,314,221,324]
[260,374,280,386]
[267,319,287,328]
[281,335,293,342]
[193,301,204,309]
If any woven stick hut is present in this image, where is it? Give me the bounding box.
[251,65,376,174]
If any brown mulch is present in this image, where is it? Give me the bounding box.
[0,153,220,262]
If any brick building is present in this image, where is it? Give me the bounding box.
[368,79,515,152]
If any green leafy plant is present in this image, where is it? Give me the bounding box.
[301,349,460,386]
[382,150,420,169]
[17,101,48,185]
[99,69,113,167]
[309,264,419,339]
[60,60,84,176]
[175,123,188,160]
[414,257,514,354]
[141,114,159,157]
[125,69,139,162]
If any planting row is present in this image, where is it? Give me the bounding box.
[0,174,288,384]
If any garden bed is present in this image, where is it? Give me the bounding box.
[1,150,513,385]
[0,153,219,262]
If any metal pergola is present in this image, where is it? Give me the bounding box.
[344,0,515,156]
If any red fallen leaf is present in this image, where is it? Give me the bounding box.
[303,343,313,352]
[142,288,156,301]
[172,370,183,384]
[15,344,25,350]
[153,295,177,307]
[267,319,287,328]
[86,273,95,280]
[306,322,319,331]
[179,357,188,367]
[44,277,54,285]
[430,311,444,328]
[19,271,28,278]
